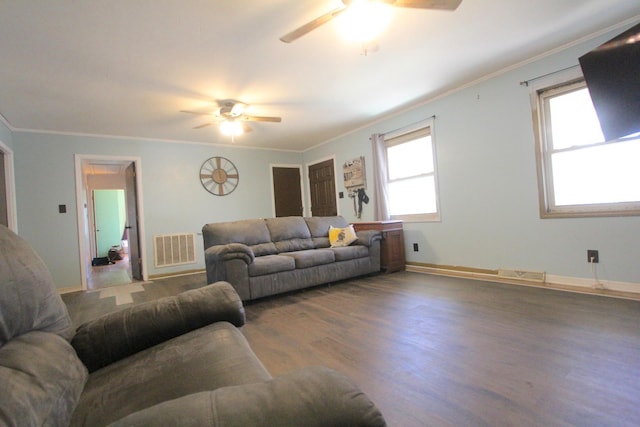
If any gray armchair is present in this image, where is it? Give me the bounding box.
[0,225,386,426]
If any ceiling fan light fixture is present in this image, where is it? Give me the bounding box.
[338,0,392,43]
[220,119,244,137]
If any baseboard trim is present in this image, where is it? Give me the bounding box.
[59,286,83,294]
[406,263,640,301]
[148,268,205,280]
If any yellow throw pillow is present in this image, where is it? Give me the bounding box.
[329,225,358,247]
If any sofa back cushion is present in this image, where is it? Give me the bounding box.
[202,219,277,256]
[265,217,315,253]
[0,225,75,346]
[305,216,349,248]
[0,331,88,427]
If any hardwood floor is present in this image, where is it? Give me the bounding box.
[62,271,640,426]
[244,273,640,427]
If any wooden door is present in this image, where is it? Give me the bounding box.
[0,152,7,227]
[308,159,337,217]
[273,166,303,217]
[125,163,142,280]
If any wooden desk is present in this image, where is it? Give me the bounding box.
[352,220,405,273]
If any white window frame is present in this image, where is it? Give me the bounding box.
[531,71,640,218]
[385,120,441,222]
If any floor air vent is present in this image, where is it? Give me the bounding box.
[498,269,546,282]
[154,233,196,267]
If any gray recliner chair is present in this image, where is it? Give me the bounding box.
[0,225,386,426]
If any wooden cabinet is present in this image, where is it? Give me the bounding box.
[352,220,405,273]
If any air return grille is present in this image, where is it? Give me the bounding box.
[498,269,546,282]
[154,233,196,267]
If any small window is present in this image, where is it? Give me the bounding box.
[534,78,640,218]
[385,124,440,221]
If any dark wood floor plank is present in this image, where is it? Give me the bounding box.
[241,273,640,427]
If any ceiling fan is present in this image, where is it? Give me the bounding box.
[180,100,282,136]
[280,0,463,43]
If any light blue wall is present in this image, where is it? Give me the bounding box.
[304,26,640,285]
[9,23,640,289]
[13,131,302,288]
[0,120,13,148]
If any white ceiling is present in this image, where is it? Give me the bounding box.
[1,1,638,152]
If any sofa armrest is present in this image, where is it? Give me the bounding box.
[204,243,255,283]
[355,229,382,247]
[71,281,245,373]
[107,366,387,427]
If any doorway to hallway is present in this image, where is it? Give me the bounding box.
[75,155,146,290]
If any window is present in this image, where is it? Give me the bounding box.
[534,78,640,218]
[385,124,440,221]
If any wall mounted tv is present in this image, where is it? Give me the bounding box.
[578,22,640,142]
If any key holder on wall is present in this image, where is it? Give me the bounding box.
[343,156,369,218]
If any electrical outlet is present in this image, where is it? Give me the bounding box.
[413,243,419,252]
[587,249,599,263]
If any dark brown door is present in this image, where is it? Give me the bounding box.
[273,167,303,217]
[0,152,7,227]
[125,163,142,280]
[308,159,337,217]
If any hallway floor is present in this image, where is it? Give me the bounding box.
[87,252,134,290]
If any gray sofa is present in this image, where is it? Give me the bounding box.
[203,216,382,301]
[0,224,386,426]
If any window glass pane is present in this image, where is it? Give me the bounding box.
[387,136,433,180]
[548,88,604,149]
[551,139,640,205]
[388,176,437,215]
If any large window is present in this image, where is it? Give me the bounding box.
[534,78,640,217]
[385,125,440,221]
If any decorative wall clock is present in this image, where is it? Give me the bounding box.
[199,156,239,196]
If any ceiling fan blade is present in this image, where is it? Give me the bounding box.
[242,115,282,123]
[193,123,213,129]
[280,5,347,43]
[180,110,213,116]
[392,0,462,10]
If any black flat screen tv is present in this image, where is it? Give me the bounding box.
[578,22,640,141]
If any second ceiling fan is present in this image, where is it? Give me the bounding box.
[181,100,281,136]
[280,0,463,43]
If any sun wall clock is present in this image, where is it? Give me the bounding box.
[199,156,239,196]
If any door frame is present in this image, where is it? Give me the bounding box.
[0,139,18,232]
[270,163,306,217]
[74,154,147,290]
[305,155,340,217]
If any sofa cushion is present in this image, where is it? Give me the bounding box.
[72,322,272,427]
[249,255,296,277]
[0,331,88,427]
[305,216,349,237]
[249,242,278,257]
[0,225,75,345]
[331,245,369,261]
[329,225,358,247]
[281,249,335,269]
[305,216,349,248]
[108,366,387,427]
[203,219,275,252]
[265,217,315,253]
[72,282,246,373]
